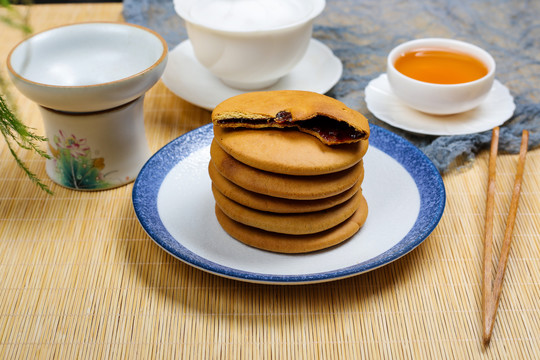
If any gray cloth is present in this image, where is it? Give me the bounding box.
[123,0,540,173]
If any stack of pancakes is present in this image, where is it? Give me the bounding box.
[208,90,370,253]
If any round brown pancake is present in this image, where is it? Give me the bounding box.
[213,186,366,235]
[209,162,364,213]
[210,140,363,200]
[214,197,369,253]
[213,125,369,176]
[211,90,370,146]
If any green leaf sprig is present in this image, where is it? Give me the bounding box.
[1,0,52,194]
[0,0,32,34]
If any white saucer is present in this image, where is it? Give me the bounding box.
[162,39,343,110]
[365,74,516,136]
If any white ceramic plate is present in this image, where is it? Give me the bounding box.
[365,74,516,136]
[132,124,445,284]
[161,39,343,110]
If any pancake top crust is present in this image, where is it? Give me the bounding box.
[212,90,370,145]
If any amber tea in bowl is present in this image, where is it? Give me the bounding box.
[394,48,489,84]
[387,38,495,115]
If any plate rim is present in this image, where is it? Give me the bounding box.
[132,123,446,284]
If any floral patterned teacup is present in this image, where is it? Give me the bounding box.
[40,97,151,190]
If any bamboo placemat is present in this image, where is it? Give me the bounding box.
[1,4,539,359]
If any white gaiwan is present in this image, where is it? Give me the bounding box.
[7,22,168,190]
[174,0,325,90]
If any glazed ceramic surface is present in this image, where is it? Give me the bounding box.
[386,38,495,115]
[365,74,515,135]
[7,22,168,112]
[161,39,342,110]
[40,97,150,190]
[174,0,325,89]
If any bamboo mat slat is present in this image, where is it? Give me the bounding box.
[1,4,539,359]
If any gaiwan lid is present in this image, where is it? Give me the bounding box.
[174,0,325,32]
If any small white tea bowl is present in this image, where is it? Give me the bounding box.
[7,22,168,190]
[7,22,168,112]
[386,38,495,115]
[174,0,325,90]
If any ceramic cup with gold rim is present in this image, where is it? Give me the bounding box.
[7,22,168,190]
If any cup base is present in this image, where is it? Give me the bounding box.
[45,169,137,191]
[220,77,280,90]
[40,96,151,191]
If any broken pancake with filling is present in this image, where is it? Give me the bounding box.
[212,90,369,146]
[212,90,370,176]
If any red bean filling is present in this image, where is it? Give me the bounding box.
[217,111,366,143]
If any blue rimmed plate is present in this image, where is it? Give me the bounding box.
[132,124,445,284]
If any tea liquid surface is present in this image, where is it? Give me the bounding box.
[394,48,488,84]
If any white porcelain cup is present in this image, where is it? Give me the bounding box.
[387,38,495,115]
[174,0,326,90]
[40,97,151,190]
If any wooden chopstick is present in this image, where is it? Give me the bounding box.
[482,128,529,345]
[482,127,499,344]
